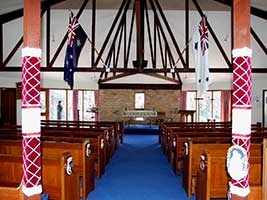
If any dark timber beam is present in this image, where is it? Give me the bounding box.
[99,83,182,90]
[251,27,267,56]
[91,0,96,67]
[94,0,129,68]
[192,0,232,69]
[0,24,3,67]
[1,9,46,68]
[151,0,187,68]
[46,4,51,69]
[185,0,189,69]
[212,0,267,20]
[0,0,66,24]
[48,0,89,68]
[9,66,267,73]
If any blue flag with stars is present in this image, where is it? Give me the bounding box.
[64,11,87,89]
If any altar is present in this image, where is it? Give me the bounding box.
[122,109,157,125]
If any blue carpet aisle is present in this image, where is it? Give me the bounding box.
[87,126,195,200]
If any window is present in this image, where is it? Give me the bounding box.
[79,90,95,121]
[40,91,47,120]
[186,91,221,122]
[135,93,145,109]
[49,90,66,120]
[43,89,95,121]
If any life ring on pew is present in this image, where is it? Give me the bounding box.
[199,155,205,171]
[172,138,176,148]
[66,156,74,176]
[184,142,189,155]
[226,145,248,180]
[86,143,92,157]
[101,139,105,149]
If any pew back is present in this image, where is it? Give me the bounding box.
[0,139,94,199]
[0,152,80,200]
[196,149,263,200]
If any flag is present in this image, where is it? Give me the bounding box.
[64,11,87,89]
[193,15,210,97]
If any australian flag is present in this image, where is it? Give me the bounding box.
[64,11,87,89]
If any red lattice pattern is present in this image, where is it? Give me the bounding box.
[22,135,41,188]
[232,56,252,106]
[22,56,41,106]
[21,52,42,192]
[230,51,252,193]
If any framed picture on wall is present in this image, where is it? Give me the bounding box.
[262,90,267,127]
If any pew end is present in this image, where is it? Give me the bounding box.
[0,152,80,200]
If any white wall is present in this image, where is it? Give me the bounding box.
[0,9,267,124]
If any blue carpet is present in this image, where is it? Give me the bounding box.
[124,124,159,135]
[87,133,195,200]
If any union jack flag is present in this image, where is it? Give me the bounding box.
[198,15,209,56]
[68,12,80,47]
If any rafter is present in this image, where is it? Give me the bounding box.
[0,0,67,24]
[212,0,267,20]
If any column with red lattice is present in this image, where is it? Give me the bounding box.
[21,47,42,196]
[227,47,252,197]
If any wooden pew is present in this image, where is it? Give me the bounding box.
[0,127,106,179]
[172,136,232,176]
[0,139,95,200]
[172,135,263,176]
[162,126,231,156]
[196,149,263,200]
[183,141,231,197]
[41,126,114,164]
[159,121,262,154]
[41,128,108,171]
[0,152,80,200]
[183,140,262,197]
[158,121,232,146]
[162,128,232,171]
[166,127,265,176]
[2,124,116,163]
[41,119,124,146]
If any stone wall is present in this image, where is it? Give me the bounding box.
[99,89,181,122]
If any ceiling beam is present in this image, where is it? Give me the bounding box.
[0,0,66,24]
[212,0,267,20]
[99,83,182,90]
[2,66,267,73]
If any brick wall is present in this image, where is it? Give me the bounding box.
[99,89,181,122]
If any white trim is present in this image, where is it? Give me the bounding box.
[22,47,42,58]
[22,107,41,133]
[232,47,252,58]
[229,182,250,197]
[232,108,251,134]
[22,184,42,197]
